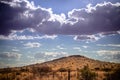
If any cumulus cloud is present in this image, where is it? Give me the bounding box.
[57,45,66,50]
[34,52,45,59]
[39,35,57,40]
[34,52,68,60]
[0,0,120,37]
[97,44,120,47]
[74,35,100,41]
[0,30,57,40]
[23,42,41,48]
[82,46,88,48]
[0,52,22,59]
[45,52,68,57]
[67,2,120,35]
[0,0,51,35]
[97,50,120,62]
[0,34,57,40]
[73,47,82,51]
[12,48,19,52]
[97,50,120,55]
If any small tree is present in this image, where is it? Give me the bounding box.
[58,68,67,75]
[102,68,112,72]
[38,66,52,75]
[58,68,67,79]
[80,65,97,80]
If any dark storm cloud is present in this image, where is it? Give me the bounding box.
[38,2,120,35]
[1,0,13,2]
[0,1,26,35]
[0,0,120,36]
[66,2,120,35]
[0,0,51,35]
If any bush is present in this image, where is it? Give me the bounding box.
[104,68,120,80]
[94,67,100,71]
[58,68,67,72]
[38,66,52,73]
[33,66,52,76]
[102,68,112,72]
[80,65,97,80]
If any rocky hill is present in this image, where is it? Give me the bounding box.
[0,55,120,80]
[29,55,120,70]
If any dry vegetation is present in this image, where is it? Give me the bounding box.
[0,55,120,80]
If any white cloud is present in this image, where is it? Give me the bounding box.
[0,52,22,59]
[73,47,80,50]
[57,45,65,50]
[97,50,120,56]
[97,44,120,47]
[82,46,88,48]
[35,51,68,58]
[30,59,45,64]
[73,47,82,51]
[97,50,120,62]
[0,1,120,44]
[23,42,41,48]
[12,48,19,52]
[73,34,100,42]
[45,52,68,57]
[48,13,66,25]
[27,55,34,59]
[40,35,57,40]
[34,51,69,61]
[1,1,120,38]
[0,31,57,40]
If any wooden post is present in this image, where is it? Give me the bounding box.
[52,71,55,80]
[68,69,71,80]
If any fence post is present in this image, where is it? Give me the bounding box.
[52,71,55,80]
[68,69,71,80]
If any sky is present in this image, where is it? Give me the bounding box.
[0,0,120,68]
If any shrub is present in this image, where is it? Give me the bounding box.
[104,68,120,80]
[94,67,100,71]
[38,66,52,73]
[58,68,67,72]
[102,68,112,72]
[80,65,97,80]
[34,66,52,76]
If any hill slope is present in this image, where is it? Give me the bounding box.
[0,55,120,80]
[29,55,120,70]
